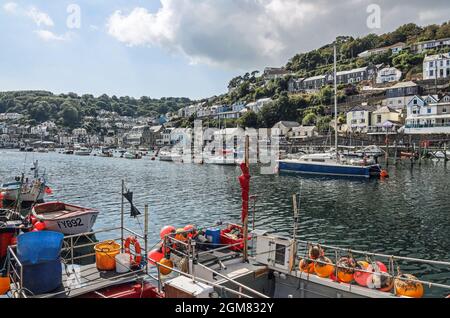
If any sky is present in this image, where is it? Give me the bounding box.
[0,0,449,100]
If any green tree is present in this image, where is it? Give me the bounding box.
[238,111,258,128]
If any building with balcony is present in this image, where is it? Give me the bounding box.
[405,94,450,134]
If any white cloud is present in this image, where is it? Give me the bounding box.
[3,2,18,13]
[3,3,54,27]
[26,6,54,27]
[104,0,450,70]
[34,30,67,42]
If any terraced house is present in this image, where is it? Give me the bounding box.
[405,94,450,134]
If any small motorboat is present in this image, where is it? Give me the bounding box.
[74,147,91,156]
[32,202,99,235]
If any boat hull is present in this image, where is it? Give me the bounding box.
[32,203,99,235]
[1,182,46,203]
[42,212,98,235]
[278,160,381,178]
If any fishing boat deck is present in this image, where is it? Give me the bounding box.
[35,264,147,298]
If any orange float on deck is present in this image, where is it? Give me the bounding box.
[394,274,424,298]
[299,259,315,274]
[314,256,335,278]
[337,257,356,283]
[160,226,176,239]
[158,258,174,276]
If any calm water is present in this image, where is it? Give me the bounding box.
[1,150,449,296]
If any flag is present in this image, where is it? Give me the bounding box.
[238,162,251,223]
[123,190,141,217]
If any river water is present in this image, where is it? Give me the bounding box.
[1,150,449,297]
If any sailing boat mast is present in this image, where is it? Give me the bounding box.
[334,44,339,162]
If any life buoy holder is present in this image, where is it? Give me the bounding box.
[124,236,142,267]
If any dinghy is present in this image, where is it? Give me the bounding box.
[32,202,99,235]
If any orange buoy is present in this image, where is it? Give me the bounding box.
[354,261,370,287]
[314,256,335,278]
[158,258,174,276]
[174,228,187,242]
[337,257,356,283]
[160,226,176,239]
[394,274,424,298]
[309,245,324,260]
[299,258,315,274]
[380,170,389,179]
[0,276,10,295]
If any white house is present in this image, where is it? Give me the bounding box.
[246,98,272,113]
[346,103,377,133]
[411,38,450,53]
[376,67,402,84]
[423,53,450,80]
[272,121,300,137]
[0,113,24,121]
[405,94,450,134]
[358,42,405,58]
[288,126,319,140]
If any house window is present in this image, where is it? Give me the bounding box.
[443,108,447,113]
[377,115,382,124]
[429,70,434,77]
[427,108,432,114]
[413,99,418,105]
[429,61,434,68]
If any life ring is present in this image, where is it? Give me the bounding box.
[124,236,142,267]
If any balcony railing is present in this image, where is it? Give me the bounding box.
[405,122,450,129]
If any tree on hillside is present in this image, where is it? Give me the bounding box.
[238,111,258,128]
[258,102,280,128]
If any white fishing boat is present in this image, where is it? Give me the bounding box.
[32,202,99,235]
[124,149,142,160]
[74,146,91,156]
[0,161,48,205]
[159,147,183,162]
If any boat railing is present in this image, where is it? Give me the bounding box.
[294,240,450,296]
[6,226,151,298]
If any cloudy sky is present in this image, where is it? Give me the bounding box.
[1,0,449,99]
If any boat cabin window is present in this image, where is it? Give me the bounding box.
[274,244,286,265]
[311,159,326,163]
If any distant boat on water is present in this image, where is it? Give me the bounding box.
[74,145,91,156]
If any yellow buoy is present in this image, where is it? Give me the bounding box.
[299,258,315,274]
[394,274,424,298]
[158,258,174,276]
[314,256,335,278]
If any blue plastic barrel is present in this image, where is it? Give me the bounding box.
[17,231,64,264]
[205,228,221,247]
[22,259,62,294]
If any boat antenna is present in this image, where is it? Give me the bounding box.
[334,43,339,162]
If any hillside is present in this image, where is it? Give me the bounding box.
[204,21,450,130]
[0,91,191,128]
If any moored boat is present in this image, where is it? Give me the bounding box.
[74,146,91,156]
[32,202,99,235]
[0,161,48,207]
